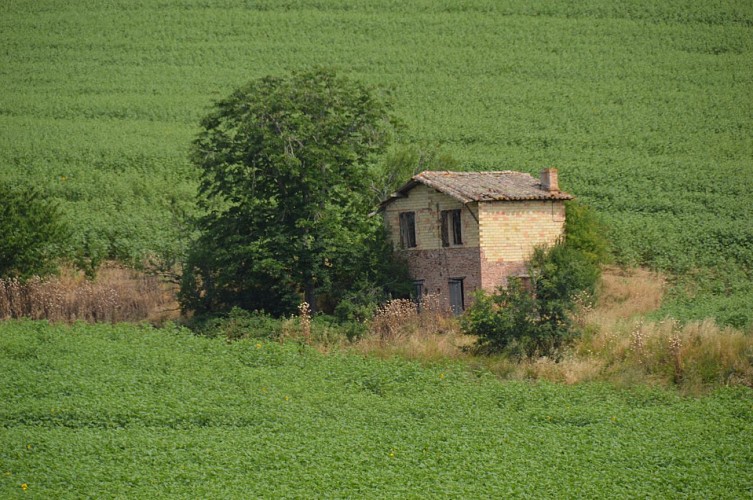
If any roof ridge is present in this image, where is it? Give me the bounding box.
[379,169,573,211]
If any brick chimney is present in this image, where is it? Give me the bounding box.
[540,168,559,193]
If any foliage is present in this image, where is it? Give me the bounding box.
[563,200,612,267]
[0,183,69,279]
[180,68,407,316]
[1,320,752,497]
[658,264,753,330]
[463,202,606,356]
[186,307,285,341]
[1,0,752,319]
[368,143,459,205]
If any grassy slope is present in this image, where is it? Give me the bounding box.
[1,0,752,321]
[1,321,752,497]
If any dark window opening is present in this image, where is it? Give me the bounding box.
[449,278,464,315]
[399,211,417,248]
[441,209,462,247]
[413,280,424,311]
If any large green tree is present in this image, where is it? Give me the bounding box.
[180,69,408,316]
[0,183,70,279]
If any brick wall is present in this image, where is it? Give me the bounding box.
[478,200,565,262]
[383,185,480,250]
[399,247,481,311]
[383,187,567,309]
[479,250,528,290]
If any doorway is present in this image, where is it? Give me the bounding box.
[448,278,464,315]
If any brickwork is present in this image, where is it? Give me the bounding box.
[383,185,480,251]
[399,247,481,311]
[383,183,567,310]
[478,200,565,262]
[479,249,528,290]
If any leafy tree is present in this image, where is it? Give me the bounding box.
[180,68,409,316]
[0,183,70,279]
[368,143,459,205]
[462,201,609,357]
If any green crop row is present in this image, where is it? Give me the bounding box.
[1,320,752,496]
[1,0,751,321]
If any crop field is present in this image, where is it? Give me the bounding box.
[1,0,752,323]
[1,320,752,497]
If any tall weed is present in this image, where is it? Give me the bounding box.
[0,265,177,324]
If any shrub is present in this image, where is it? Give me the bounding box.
[462,201,608,357]
[187,307,284,341]
[0,183,70,279]
[462,275,576,358]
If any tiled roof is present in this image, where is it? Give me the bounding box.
[381,170,574,208]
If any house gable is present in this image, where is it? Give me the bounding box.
[382,184,479,251]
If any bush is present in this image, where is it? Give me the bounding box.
[0,183,70,279]
[187,307,284,341]
[462,201,608,357]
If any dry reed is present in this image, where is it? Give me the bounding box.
[355,294,475,362]
[0,264,178,324]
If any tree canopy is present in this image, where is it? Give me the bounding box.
[0,183,70,280]
[180,69,410,316]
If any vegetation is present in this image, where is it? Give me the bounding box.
[0,265,176,324]
[0,184,69,280]
[364,268,753,391]
[1,0,751,323]
[180,68,410,316]
[462,201,607,356]
[1,320,752,497]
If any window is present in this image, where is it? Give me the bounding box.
[441,209,463,247]
[399,211,417,248]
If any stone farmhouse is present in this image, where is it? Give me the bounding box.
[379,169,573,314]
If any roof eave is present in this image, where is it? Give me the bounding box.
[377,176,472,211]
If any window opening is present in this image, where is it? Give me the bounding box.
[399,212,417,248]
[441,209,462,247]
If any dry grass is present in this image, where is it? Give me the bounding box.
[0,264,179,324]
[5,263,749,391]
[352,268,753,391]
[508,269,753,390]
[573,317,753,391]
[353,294,475,362]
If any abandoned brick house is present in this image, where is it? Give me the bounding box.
[379,168,573,314]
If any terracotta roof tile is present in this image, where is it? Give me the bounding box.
[381,170,573,209]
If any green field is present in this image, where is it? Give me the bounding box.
[1,0,752,323]
[1,320,752,497]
